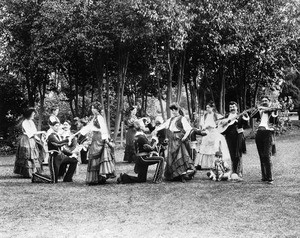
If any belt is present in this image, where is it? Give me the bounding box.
[258,126,267,130]
[136,152,149,157]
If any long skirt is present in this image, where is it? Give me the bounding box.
[123,127,136,162]
[164,131,195,180]
[14,135,43,178]
[195,129,231,169]
[86,132,116,184]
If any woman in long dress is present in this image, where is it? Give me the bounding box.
[123,106,138,163]
[79,102,116,185]
[14,108,46,178]
[154,102,195,182]
[194,102,231,170]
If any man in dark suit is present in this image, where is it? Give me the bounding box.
[32,121,78,183]
[251,96,278,184]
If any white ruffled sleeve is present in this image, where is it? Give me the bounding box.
[22,120,37,138]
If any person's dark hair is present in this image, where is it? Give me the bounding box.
[128,105,137,112]
[50,105,59,113]
[169,102,185,116]
[169,102,180,111]
[207,101,216,109]
[229,101,238,106]
[49,120,60,127]
[23,107,36,119]
[92,101,103,112]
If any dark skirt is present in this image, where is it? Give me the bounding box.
[123,127,136,162]
[14,135,43,178]
[164,131,195,180]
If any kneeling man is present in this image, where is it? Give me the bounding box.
[32,121,78,183]
[117,120,164,184]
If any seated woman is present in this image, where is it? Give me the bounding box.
[14,108,46,178]
[117,120,164,184]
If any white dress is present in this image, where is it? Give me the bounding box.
[195,113,231,169]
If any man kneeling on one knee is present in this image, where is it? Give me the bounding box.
[117,120,164,184]
[32,121,78,183]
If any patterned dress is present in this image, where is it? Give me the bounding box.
[158,116,195,180]
[14,119,43,178]
[81,115,116,185]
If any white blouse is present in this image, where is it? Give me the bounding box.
[80,115,109,140]
[202,113,217,129]
[22,119,37,138]
[157,116,192,133]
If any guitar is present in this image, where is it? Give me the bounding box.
[217,108,255,133]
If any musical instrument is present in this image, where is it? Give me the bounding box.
[217,108,255,133]
[256,106,282,112]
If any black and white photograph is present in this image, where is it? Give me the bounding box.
[0,0,300,237]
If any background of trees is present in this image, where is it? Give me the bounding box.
[0,0,300,141]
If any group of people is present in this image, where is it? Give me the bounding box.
[13,95,279,185]
[14,102,116,185]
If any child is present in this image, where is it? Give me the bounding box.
[207,151,231,181]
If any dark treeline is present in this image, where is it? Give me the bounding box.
[0,0,300,140]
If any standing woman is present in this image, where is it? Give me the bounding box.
[153,102,195,182]
[14,108,46,178]
[123,105,138,163]
[79,102,116,185]
[194,101,230,170]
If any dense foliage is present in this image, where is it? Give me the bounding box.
[0,0,300,140]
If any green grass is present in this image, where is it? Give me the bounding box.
[1,134,300,238]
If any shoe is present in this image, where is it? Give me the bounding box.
[180,175,186,183]
[267,180,274,184]
[98,175,106,184]
[187,170,196,179]
[196,165,202,170]
[63,179,73,182]
[117,173,123,184]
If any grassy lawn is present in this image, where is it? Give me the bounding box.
[1,132,300,238]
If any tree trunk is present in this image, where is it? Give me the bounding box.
[25,71,35,107]
[81,84,85,118]
[105,66,111,132]
[166,48,174,118]
[37,76,47,130]
[157,70,166,121]
[176,51,185,103]
[94,51,106,119]
[185,82,192,122]
[113,48,129,141]
[219,61,225,114]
